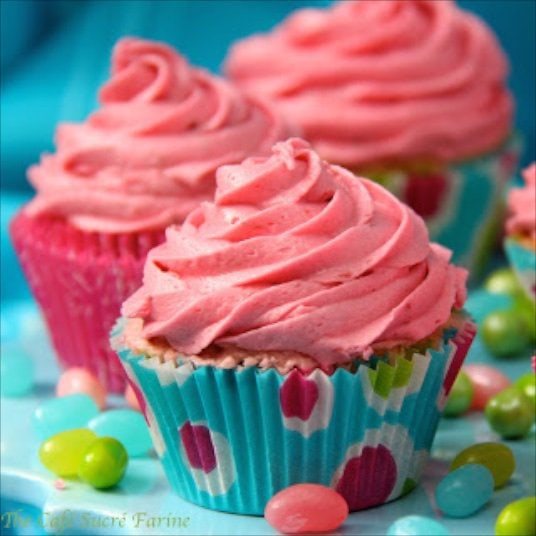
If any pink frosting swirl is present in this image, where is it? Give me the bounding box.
[506,163,536,242]
[124,138,467,366]
[225,0,513,167]
[26,38,289,233]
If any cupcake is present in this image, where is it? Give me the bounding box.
[9,37,289,392]
[224,0,520,278]
[113,138,476,514]
[504,163,536,300]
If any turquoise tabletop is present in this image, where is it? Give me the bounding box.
[1,291,534,536]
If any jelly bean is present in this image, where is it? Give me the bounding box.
[464,365,512,411]
[88,409,151,457]
[485,386,534,439]
[33,394,99,440]
[484,268,525,297]
[495,496,536,536]
[56,368,107,410]
[435,464,494,518]
[515,373,536,410]
[449,442,515,489]
[481,309,530,357]
[513,295,536,343]
[78,437,128,489]
[443,370,473,417]
[39,428,97,477]
[124,384,141,411]
[265,484,348,534]
[387,515,451,536]
[0,349,34,397]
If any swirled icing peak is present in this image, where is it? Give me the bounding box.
[123,138,467,365]
[25,37,289,233]
[506,163,536,242]
[225,0,513,167]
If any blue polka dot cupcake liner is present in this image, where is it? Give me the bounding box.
[367,136,520,283]
[114,317,476,515]
[504,238,536,301]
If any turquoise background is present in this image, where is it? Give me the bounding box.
[1,0,535,193]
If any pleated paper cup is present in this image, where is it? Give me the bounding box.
[504,238,536,301]
[10,211,165,392]
[114,317,476,515]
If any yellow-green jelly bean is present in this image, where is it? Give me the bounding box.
[444,370,474,417]
[495,496,536,536]
[39,428,97,477]
[515,373,536,411]
[78,437,128,489]
[449,442,515,489]
[485,386,535,439]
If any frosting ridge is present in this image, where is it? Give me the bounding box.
[124,138,467,365]
[225,0,513,167]
[26,37,289,233]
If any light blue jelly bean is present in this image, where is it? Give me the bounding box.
[33,394,99,440]
[387,515,451,536]
[88,409,151,457]
[0,348,34,397]
[435,464,494,518]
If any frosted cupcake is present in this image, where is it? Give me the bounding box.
[9,37,289,391]
[113,138,476,514]
[225,0,519,277]
[504,163,536,300]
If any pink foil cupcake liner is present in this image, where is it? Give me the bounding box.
[10,211,165,392]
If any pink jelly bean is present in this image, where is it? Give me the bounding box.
[464,364,512,411]
[265,483,348,534]
[124,384,141,412]
[56,368,107,410]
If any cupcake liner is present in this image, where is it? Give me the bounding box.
[504,238,536,301]
[9,211,165,392]
[365,136,521,282]
[114,317,476,515]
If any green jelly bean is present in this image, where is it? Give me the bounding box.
[39,428,97,477]
[449,442,515,489]
[485,386,535,439]
[481,309,530,358]
[515,373,536,412]
[484,268,525,297]
[495,496,536,536]
[513,295,536,343]
[444,370,474,417]
[78,437,128,489]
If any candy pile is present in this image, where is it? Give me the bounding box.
[33,367,152,490]
[480,268,536,358]
[263,442,534,535]
[445,363,535,439]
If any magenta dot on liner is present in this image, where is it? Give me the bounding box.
[280,370,319,420]
[180,422,217,473]
[404,172,450,219]
[335,445,397,510]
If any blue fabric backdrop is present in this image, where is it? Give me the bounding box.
[1,0,535,193]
